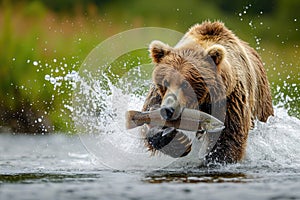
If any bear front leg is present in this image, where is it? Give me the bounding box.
[145,126,192,158]
[204,93,251,164]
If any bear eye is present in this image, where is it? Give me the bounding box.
[181,81,189,89]
[163,79,170,88]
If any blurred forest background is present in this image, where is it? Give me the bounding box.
[0,0,299,133]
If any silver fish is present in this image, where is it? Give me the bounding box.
[125,107,224,133]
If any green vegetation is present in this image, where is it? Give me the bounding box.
[0,0,299,133]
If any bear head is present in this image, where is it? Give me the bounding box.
[149,40,227,120]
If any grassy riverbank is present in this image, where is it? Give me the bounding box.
[0,0,299,133]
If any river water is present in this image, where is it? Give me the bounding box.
[0,107,299,200]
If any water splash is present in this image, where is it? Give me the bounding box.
[245,106,300,169]
[73,66,178,170]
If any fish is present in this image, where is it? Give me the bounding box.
[125,107,224,133]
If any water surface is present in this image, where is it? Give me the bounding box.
[1,108,300,200]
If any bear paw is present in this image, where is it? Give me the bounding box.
[145,127,192,158]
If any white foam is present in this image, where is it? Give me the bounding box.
[245,106,300,169]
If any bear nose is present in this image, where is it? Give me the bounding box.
[160,106,175,120]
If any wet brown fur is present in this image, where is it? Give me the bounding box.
[142,21,274,163]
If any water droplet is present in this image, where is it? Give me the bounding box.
[33,61,38,66]
[50,77,56,84]
[45,74,51,81]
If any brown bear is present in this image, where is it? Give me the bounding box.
[141,21,274,164]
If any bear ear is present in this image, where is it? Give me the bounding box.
[206,44,226,66]
[149,40,172,63]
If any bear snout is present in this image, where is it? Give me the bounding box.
[160,106,175,120]
[161,93,182,120]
